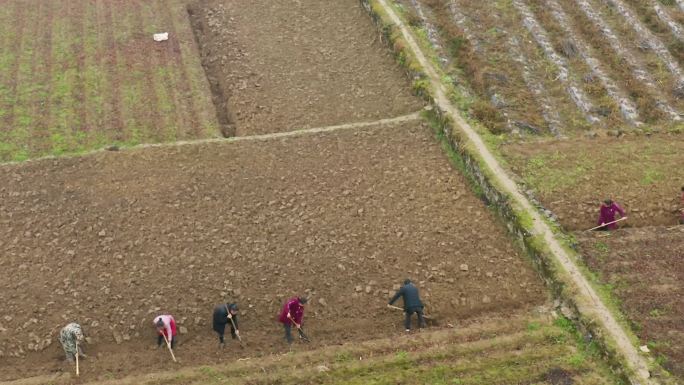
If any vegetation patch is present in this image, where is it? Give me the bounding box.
[0,0,218,161]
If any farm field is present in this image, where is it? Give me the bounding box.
[0,0,218,162]
[499,128,684,380]
[0,0,665,383]
[55,315,621,385]
[188,0,422,136]
[501,135,684,231]
[578,228,684,378]
[392,0,684,379]
[0,122,549,382]
[397,0,684,136]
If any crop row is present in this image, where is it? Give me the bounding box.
[0,0,218,161]
[397,0,684,136]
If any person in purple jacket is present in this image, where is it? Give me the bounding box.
[596,199,625,230]
[278,296,308,344]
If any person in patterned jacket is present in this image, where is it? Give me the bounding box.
[153,314,177,349]
[58,322,87,362]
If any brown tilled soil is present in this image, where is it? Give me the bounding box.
[187,0,422,136]
[501,134,684,231]
[577,227,684,380]
[0,123,547,382]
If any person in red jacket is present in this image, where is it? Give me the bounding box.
[153,314,177,349]
[278,296,307,344]
[680,186,684,224]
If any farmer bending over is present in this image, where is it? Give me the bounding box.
[278,296,307,344]
[212,302,239,348]
[389,279,426,332]
[680,186,684,224]
[153,314,177,349]
[58,322,87,362]
[596,199,625,231]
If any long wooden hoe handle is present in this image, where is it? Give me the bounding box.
[586,216,628,232]
[288,314,300,329]
[228,316,244,347]
[387,304,433,320]
[162,333,177,362]
[228,317,241,342]
[75,341,80,377]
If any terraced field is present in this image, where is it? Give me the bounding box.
[392,0,684,380]
[0,0,669,383]
[578,227,684,378]
[0,120,554,382]
[502,135,684,378]
[397,0,684,136]
[76,315,621,385]
[0,0,218,161]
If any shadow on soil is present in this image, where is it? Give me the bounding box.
[187,1,236,138]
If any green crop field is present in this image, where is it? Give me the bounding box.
[0,0,218,162]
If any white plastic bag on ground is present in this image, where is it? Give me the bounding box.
[153,32,169,42]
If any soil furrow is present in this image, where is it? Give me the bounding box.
[23,1,50,155]
[32,1,54,154]
[652,0,684,41]
[100,0,125,141]
[140,2,182,140]
[545,0,641,125]
[372,0,655,382]
[513,0,601,124]
[158,1,201,139]
[1,3,26,139]
[564,0,682,121]
[129,0,162,141]
[445,0,517,133]
[73,1,88,135]
[507,35,564,136]
[604,0,684,86]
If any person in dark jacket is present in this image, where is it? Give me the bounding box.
[389,279,426,332]
[212,303,239,348]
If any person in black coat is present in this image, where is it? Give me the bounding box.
[388,279,426,332]
[212,303,239,347]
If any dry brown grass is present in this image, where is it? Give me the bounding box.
[555,0,676,123]
[526,0,626,128]
[426,0,552,134]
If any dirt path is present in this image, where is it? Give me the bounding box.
[371,0,654,382]
[0,112,422,168]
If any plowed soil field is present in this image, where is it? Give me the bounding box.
[502,135,684,231]
[0,123,547,382]
[577,227,684,378]
[188,0,422,136]
[501,134,684,380]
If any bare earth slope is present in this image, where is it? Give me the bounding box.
[188,0,422,136]
[578,227,684,378]
[0,123,546,382]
